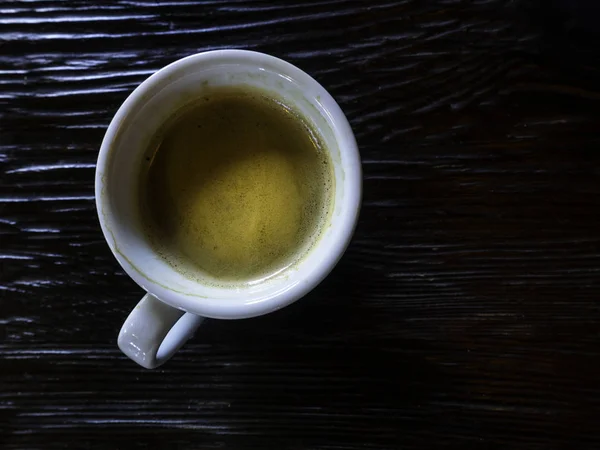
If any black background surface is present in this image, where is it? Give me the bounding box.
[2,1,600,448]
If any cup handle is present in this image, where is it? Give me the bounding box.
[118,293,204,369]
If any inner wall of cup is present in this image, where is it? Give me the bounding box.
[102,59,348,301]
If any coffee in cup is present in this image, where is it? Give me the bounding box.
[140,86,334,284]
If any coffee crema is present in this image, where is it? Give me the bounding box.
[139,86,334,283]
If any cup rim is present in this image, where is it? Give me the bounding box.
[95,49,361,319]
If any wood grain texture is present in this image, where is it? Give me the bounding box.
[2,0,600,448]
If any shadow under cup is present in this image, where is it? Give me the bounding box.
[96,50,361,319]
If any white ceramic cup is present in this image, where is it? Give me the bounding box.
[95,50,361,369]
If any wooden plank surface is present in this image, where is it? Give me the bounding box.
[2,0,600,448]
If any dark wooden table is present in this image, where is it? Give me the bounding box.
[3,0,600,448]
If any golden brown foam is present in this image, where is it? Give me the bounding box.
[140,86,333,283]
